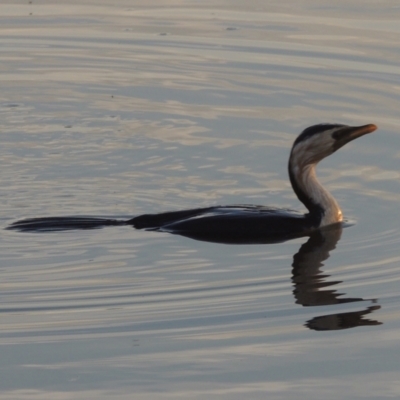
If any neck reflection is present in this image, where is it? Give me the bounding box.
[291,225,382,331]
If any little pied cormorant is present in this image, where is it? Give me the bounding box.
[8,123,377,244]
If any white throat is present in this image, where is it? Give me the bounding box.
[296,164,342,226]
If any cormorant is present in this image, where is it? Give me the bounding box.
[7,123,377,244]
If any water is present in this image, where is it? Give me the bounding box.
[1,1,400,399]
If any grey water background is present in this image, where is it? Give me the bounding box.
[1,1,400,399]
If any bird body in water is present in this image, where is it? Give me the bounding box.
[8,123,377,244]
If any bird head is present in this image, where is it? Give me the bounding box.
[290,123,377,167]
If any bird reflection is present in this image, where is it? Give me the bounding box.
[7,214,382,331]
[172,223,382,330]
[291,225,382,330]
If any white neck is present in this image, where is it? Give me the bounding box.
[292,163,343,226]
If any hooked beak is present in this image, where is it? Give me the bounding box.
[332,123,377,150]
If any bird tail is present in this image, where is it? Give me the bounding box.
[6,216,130,232]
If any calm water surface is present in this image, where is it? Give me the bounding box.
[1,1,400,399]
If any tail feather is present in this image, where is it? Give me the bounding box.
[7,217,129,232]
